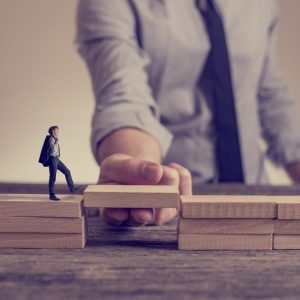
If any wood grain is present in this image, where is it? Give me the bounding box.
[84,185,180,208]
[0,194,83,217]
[178,218,275,234]
[0,214,86,233]
[180,195,277,218]
[274,220,300,234]
[0,232,86,249]
[277,197,300,219]
[178,234,273,250]
[273,235,300,249]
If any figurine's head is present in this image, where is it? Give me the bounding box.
[48,125,59,137]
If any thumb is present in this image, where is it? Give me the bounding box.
[99,153,163,184]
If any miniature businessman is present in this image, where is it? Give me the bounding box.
[38,126,80,201]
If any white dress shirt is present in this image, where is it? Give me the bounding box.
[76,0,300,185]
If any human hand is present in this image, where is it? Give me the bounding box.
[98,153,192,226]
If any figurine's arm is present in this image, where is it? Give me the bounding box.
[49,136,56,151]
[49,136,59,155]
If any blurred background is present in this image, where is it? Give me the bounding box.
[0,0,299,184]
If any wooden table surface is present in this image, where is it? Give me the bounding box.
[1,183,300,300]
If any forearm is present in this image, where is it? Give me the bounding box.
[97,128,161,164]
[285,161,300,183]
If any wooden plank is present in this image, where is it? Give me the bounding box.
[84,185,180,208]
[180,195,277,219]
[277,197,300,219]
[0,214,86,233]
[0,194,83,217]
[178,218,274,234]
[0,232,86,249]
[4,184,300,300]
[273,235,300,249]
[274,220,300,234]
[178,234,273,250]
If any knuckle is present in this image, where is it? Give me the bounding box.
[123,158,136,174]
[153,208,177,226]
[108,211,121,221]
[168,162,191,180]
[100,154,118,168]
[100,158,111,173]
[180,168,192,181]
[168,168,180,180]
[131,209,153,224]
[153,214,164,226]
[106,208,128,222]
[132,214,147,224]
[100,154,124,177]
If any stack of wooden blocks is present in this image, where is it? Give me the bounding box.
[85,185,300,250]
[274,197,300,250]
[178,195,300,250]
[0,194,86,248]
[2,185,300,250]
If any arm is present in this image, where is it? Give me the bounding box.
[258,2,300,183]
[76,0,192,226]
[76,0,172,165]
[49,136,57,151]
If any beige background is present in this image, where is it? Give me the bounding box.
[0,0,299,184]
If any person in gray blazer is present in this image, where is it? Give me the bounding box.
[76,0,300,226]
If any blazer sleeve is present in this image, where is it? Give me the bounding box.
[258,1,300,166]
[76,0,173,164]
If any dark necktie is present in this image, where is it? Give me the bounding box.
[198,0,244,183]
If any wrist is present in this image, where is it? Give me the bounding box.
[97,128,161,164]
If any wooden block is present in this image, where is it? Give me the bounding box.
[178,234,273,250]
[84,185,179,208]
[0,194,83,217]
[277,197,300,219]
[178,219,274,234]
[0,232,87,249]
[273,235,300,249]
[0,214,86,233]
[180,195,277,219]
[274,220,300,234]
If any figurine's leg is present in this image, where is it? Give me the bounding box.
[57,159,74,189]
[48,157,59,196]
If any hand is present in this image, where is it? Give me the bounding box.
[98,153,192,226]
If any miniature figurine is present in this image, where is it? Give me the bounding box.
[39,126,81,200]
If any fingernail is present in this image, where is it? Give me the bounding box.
[142,163,159,182]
